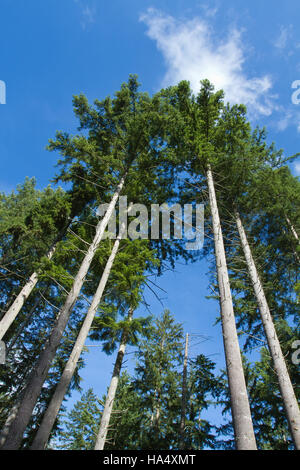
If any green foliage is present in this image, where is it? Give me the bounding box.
[54,389,102,450]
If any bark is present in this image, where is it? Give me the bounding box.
[285,216,300,264]
[94,308,133,450]
[6,290,45,355]
[30,224,126,450]
[206,165,257,450]
[235,210,300,449]
[0,176,126,450]
[0,221,72,341]
[0,250,54,341]
[179,333,189,450]
[285,216,299,243]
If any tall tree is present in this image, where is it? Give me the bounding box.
[94,307,134,450]
[0,76,165,449]
[30,226,126,450]
[54,388,102,450]
[167,80,257,449]
[0,180,72,337]
[206,101,300,448]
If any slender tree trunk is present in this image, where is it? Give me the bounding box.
[0,176,126,450]
[235,210,300,449]
[0,250,54,341]
[285,216,299,243]
[179,333,188,450]
[285,216,300,264]
[206,164,257,450]
[94,308,133,450]
[30,225,126,449]
[0,221,72,341]
[152,337,164,437]
[6,290,45,355]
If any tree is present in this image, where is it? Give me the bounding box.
[54,388,102,450]
[0,75,171,449]
[30,228,125,449]
[202,100,300,448]
[94,307,134,450]
[166,80,257,449]
[0,179,72,338]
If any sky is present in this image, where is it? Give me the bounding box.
[1,0,300,435]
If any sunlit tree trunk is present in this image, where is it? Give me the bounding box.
[179,333,188,450]
[235,209,300,449]
[285,216,299,243]
[30,228,125,449]
[94,308,133,450]
[0,242,58,341]
[0,176,126,450]
[206,165,257,450]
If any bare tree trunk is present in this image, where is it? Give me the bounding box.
[6,290,45,355]
[0,176,126,450]
[235,210,300,449]
[179,333,188,450]
[0,219,74,341]
[0,245,57,341]
[30,224,126,449]
[206,165,257,450]
[285,216,300,264]
[285,216,299,243]
[94,308,133,450]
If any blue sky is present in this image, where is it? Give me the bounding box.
[1,0,300,435]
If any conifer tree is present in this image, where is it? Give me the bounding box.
[0,76,165,449]
[165,80,257,449]
[54,388,102,450]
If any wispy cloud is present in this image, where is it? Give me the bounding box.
[140,9,276,117]
[74,0,96,31]
[294,162,300,176]
[274,106,300,134]
[274,25,293,51]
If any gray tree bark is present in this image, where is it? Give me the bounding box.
[235,210,300,449]
[0,246,56,341]
[0,176,126,450]
[179,333,188,450]
[94,308,133,450]
[6,290,45,355]
[206,165,257,450]
[30,221,126,450]
[285,216,299,243]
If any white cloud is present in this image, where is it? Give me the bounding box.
[274,25,292,51]
[140,9,276,117]
[272,108,300,135]
[277,111,293,131]
[294,162,300,175]
[74,0,96,30]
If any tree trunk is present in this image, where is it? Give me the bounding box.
[30,225,126,450]
[179,333,188,450]
[0,176,126,450]
[206,165,257,450]
[235,210,300,449]
[285,216,299,243]
[6,290,45,355]
[285,216,300,264]
[94,308,133,450]
[0,221,72,341]
[0,248,55,341]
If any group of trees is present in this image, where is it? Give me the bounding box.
[0,76,299,450]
